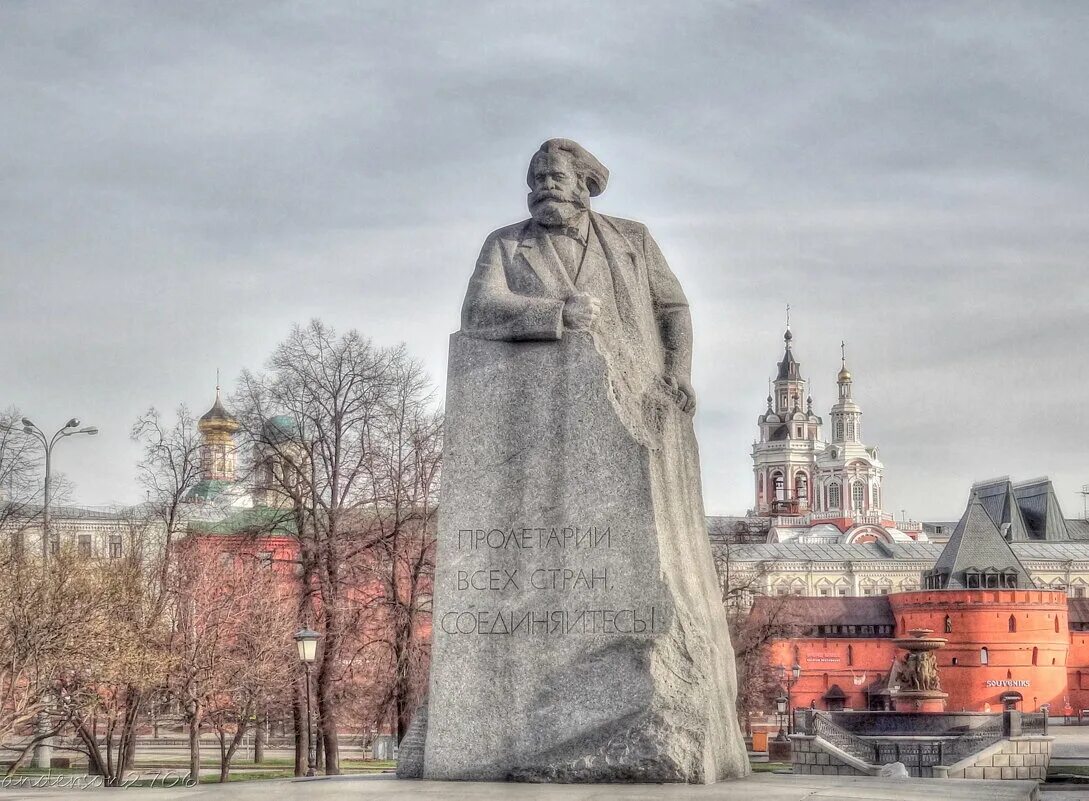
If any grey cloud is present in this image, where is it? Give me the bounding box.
[1,1,1086,518]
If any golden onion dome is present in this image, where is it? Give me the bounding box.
[198,390,240,435]
[838,366,852,382]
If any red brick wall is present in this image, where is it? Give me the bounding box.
[767,589,1073,713]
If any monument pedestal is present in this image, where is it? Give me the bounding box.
[420,333,748,783]
[891,691,948,713]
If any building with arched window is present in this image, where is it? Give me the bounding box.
[752,490,1089,714]
[751,326,914,546]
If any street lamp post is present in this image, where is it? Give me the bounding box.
[776,662,802,735]
[294,627,320,777]
[1,416,97,770]
[775,693,789,741]
[1,417,99,563]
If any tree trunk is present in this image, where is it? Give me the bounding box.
[220,709,250,783]
[293,677,307,777]
[188,703,202,783]
[254,705,266,764]
[316,603,341,774]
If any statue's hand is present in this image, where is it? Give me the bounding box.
[562,292,600,331]
[664,373,697,414]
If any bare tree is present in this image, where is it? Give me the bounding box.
[0,407,42,544]
[354,355,441,742]
[57,527,174,786]
[174,545,293,782]
[0,545,108,773]
[713,542,798,735]
[232,320,443,773]
[233,321,394,774]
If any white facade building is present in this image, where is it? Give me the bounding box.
[751,328,920,545]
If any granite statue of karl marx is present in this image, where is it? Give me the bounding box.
[420,139,750,783]
[462,138,696,418]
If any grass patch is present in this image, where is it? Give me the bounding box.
[750,761,790,773]
[201,770,294,784]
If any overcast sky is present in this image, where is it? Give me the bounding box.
[2,2,1087,520]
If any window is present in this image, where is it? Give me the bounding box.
[951,657,959,666]
[834,420,844,440]
[108,534,123,559]
[819,587,830,597]
[1056,617,1061,633]
[795,473,808,501]
[218,552,233,568]
[980,647,989,665]
[935,526,944,535]
[1008,615,1017,633]
[1032,647,1038,666]
[258,551,274,568]
[944,616,952,634]
[847,645,853,667]
[1077,588,1086,599]
[872,485,880,509]
[828,483,841,510]
[838,587,848,597]
[773,473,785,501]
[846,420,855,440]
[851,481,865,511]
[78,534,92,557]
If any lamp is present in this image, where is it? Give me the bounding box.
[294,627,319,664]
[293,627,320,776]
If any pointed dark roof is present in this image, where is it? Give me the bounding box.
[927,494,1031,589]
[972,478,1031,542]
[1013,478,1070,541]
[777,332,802,381]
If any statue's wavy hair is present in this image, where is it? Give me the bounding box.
[527,139,609,197]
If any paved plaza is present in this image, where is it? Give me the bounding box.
[0,773,1043,801]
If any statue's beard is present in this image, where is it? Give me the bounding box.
[528,189,588,227]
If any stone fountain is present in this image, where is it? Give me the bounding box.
[890,628,948,712]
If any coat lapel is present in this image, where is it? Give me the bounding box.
[515,223,574,296]
[589,213,641,328]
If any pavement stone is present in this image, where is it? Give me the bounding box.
[0,773,1039,801]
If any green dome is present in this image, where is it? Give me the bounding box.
[264,415,299,442]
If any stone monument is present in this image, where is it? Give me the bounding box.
[890,628,948,713]
[416,139,749,783]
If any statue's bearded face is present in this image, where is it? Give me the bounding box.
[527,152,589,227]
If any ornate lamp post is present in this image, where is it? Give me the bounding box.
[294,627,320,777]
[775,693,789,741]
[776,662,801,734]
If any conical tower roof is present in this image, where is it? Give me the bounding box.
[927,493,1031,590]
[776,328,802,380]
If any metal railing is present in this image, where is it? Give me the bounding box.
[939,715,1005,764]
[802,712,877,763]
[795,711,1044,773]
[1022,713,1048,736]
